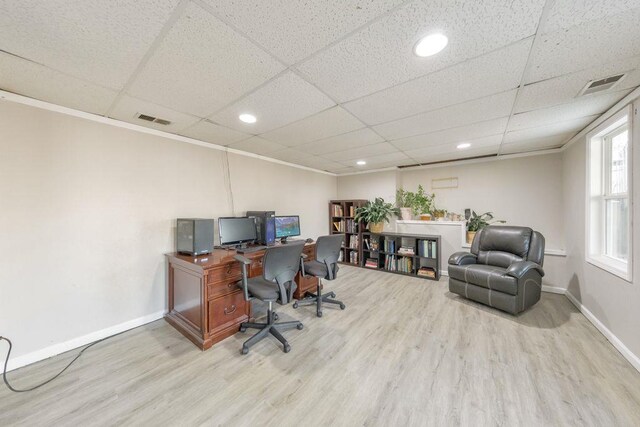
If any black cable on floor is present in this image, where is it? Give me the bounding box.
[1,335,109,393]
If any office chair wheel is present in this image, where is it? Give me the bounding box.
[317,311,323,317]
[283,344,291,353]
[273,313,279,320]
[292,302,299,309]
[241,346,249,355]
[330,292,336,298]
[296,323,303,330]
[340,303,346,310]
[240,326,247,333]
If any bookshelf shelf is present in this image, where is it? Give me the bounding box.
[329,199,367,265]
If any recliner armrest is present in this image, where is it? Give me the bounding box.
[448,252,477,266]
[234,255,252,301]
[506,261,545,279]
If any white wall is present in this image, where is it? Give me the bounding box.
[562,98,640,367]
[0,100,336,367]
[337,169,398,203]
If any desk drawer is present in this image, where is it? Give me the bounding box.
[206,263,242,285]
[208,291,246,331]
[208,280,241,299]
[250,257,264,277]
[303,245,315,259]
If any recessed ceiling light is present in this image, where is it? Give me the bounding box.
[239,113,257,124]
[457,143,471,149]
[414,33,448,57]
[356,160,366,165]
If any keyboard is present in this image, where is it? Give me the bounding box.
[236,245,267,254]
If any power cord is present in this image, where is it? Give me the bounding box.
[1,335,109,393]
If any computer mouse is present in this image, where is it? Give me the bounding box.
[305,238,314,243]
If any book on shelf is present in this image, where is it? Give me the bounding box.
[348,234,359,249]
[398,246,415,255]
[332,220,345,232]
[349,251,359,264]
[365,258,378,268]
[417,240,437,258]
[332,204,343,217]
[345,218,358,233]
[417,267,436,278]
[383,239,396,253]
[349,205,356,217]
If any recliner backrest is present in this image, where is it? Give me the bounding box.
[315,234,344,280]
[527,231,545,266]
[473,226,532,268]
[262,242,305,304]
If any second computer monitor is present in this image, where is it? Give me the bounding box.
[218,217,257,247]
[275,215,300,242]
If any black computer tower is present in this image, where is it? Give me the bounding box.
[246,211,276,246]
[176,218,214,255]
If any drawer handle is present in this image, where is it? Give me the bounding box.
[224,305,237,315]
[226,265,233,274]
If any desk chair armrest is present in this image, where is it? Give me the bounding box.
[234,255,252,301]
[300,253,308,276]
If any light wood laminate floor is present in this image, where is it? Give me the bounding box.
[2,266,640,426]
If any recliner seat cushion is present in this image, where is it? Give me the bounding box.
[448,264,518,296]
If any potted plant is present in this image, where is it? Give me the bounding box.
[432,208,447,221]
[354,197,399,233]
[396,188,415,220]
[466,211,506,243]
[411,185,435,220]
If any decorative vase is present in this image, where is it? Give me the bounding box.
[466,231,476,244]
[369,222,384,233]
[399,207,412,220]
[419,214,432,221]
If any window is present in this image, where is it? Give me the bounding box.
[586,106,633,281]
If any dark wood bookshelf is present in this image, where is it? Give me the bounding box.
[329,199,367,266]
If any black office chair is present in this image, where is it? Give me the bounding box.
[293,234,345,317]
[234,242,305,354]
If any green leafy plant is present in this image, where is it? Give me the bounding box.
[396,188,415,209]
[467,211,505,232]
[408,185,436,215]
[432,208,447,218]
[354,197,399,225]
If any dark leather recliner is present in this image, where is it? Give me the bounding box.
[448,226,545,314]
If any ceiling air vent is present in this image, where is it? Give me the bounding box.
[136,113,172,125]
[578,73,626,96]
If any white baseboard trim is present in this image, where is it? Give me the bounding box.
[565,291,640,373]
[5,310,165,372]
[541,285,566,294]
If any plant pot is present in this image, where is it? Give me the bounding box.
[399,207,413,220]
[419,214,432,221]
[466,231,476,244]
[369,222,384,233]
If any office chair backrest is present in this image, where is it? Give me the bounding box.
[262,242,305,304]
[315,234,344,280]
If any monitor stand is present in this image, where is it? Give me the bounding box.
[280,237,301,244]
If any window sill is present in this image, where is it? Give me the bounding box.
[586,255,632,282]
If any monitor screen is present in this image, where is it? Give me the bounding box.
[218,217,257,246]
[275,216,301,238]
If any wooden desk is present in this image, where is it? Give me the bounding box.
[165,242,317,350]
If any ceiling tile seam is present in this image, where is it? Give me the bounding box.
[513,87,635,117]
[497,0,556,156]
[365,87,518,128]
[507,113,601,134]
[537,6,640,39]
[0,49,119,94]
[383,115,510,143]
[317,35,536,107]
[104,0,191,117]
[523,56,640,88]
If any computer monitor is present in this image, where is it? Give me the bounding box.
[275,216,301,242]
[218,217,257,247]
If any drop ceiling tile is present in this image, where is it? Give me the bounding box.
[322,142,398,161]
[200,0,405,65]
[332,166,359,174]
[298,128,384,156]
[510,90,632,131]
[517,56,640,112]
[227,136,287,155]
[268,148,312,163]
[180,120,251,146]
[297,1,543,102]
[500,132,575,154]
[260,106,364,146]
[128,2,285,117]
[109,95,199,132]
[0,0,181,89]
[411,146,500,164]
[391,117,508,151]
[542,0,640,34]
[209,71,335,134]
[404,134,502,160]
[293,157,346,171]
[503,115,598,144]
[0,52,118,115]
[526,8,640,83]
[354,151,412,166]
[374,90,517,140]
[343,39,531,124]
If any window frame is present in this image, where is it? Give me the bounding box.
[585,105,633,282]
